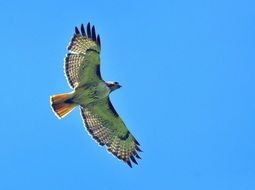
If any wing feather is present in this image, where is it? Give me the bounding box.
[80,98,142,167]
[64,23,101,89]
[80,24,86,36]
[87,23,91,38]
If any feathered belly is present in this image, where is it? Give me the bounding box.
[72,82,110,105]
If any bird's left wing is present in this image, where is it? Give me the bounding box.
[80,98,142,167]
[64,23,102,89]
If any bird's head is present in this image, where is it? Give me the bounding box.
[106,81,122,92]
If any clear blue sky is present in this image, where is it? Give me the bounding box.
[0,0,254,189]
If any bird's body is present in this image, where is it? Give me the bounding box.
[50,23,141,167]
[73,81,110,104]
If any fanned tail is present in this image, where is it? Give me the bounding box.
[50,92,76,119]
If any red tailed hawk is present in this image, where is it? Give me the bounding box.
[50,23,141,167]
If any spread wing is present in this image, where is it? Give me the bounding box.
[80,98,142,168]
[64,23,102,89]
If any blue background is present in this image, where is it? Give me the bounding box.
[0,0,254,189]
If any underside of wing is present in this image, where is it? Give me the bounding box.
[80,98,142,168]
[64,23,102,89]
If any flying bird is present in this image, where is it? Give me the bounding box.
[50,23,141,167]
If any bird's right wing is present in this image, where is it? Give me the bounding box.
[80,97,142,167]
[64,23,102,89]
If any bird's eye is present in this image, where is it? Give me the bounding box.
[114,82,119,85]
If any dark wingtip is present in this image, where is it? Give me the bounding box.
[130,155,138,165]
[133,151,141,159]
[76,22,100,48]
[87,22,91,38]
[75,27,80,34]
[135,154,141,159]
[81,24,86,36]
[97,34,101,48]
[127,160,132,168]
[135,145,143,152]
[134,138,140,146]
[92,25,96,41]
